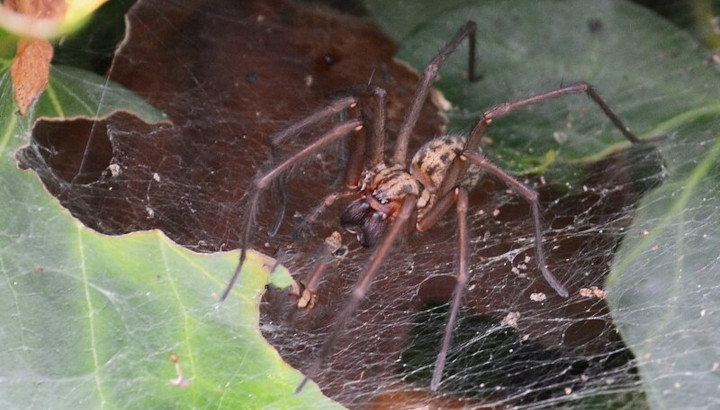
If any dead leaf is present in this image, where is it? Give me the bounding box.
[11,38,53,115]
[6,0,65,115]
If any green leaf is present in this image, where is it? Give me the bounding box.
[0,64,340,407]
[607,117,720,408]
[366,0,720,407]
[41,65,168,123]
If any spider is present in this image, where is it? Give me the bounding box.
[220,21,660,392]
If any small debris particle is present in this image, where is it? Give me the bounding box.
[579,286,606,299]
[640,229,649,236]
[642,352,652,360]
[501,311,521,329]
[530,292,547,302]
[153,172,161,182]
[553,131,568,144]
[108,163,121,177]
[325,231,347,260]
[492,208,500,217]
[564,387,573,395]
[325,231,342,250]
[169,353,192,387]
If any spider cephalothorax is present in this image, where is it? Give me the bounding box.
[341,134,482,247]
[341,164,421,247]
[221,20,662,393]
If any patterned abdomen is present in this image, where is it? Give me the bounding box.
[410,134,483,193]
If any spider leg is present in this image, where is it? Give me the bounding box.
[268,172,287,237]
[439,81,663,197]
[295,194,419,393]
[345,86,387,187]
[294,259,327,310]
[367,87,387,169]
[291,191,356,241]
[461,150,569,297]
[416,187,458,232]
[289,242,333,312]
[430,187,470,391]
[271,97,359,145]
[220,119,363,301]
[267,97,359,236]
[393,21,479,165]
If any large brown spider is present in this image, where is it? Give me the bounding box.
[221,21,660,392]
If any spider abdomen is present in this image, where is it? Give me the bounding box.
[411,135,483,212]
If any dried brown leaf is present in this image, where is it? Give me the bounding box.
[6,0,65,115]
[11,38,53,115]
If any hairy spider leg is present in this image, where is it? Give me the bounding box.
[267,96,359,236]
[439,81,663,200]
[292,86,389,239]
[291,191,356,241]
[347,86,388,187]
[295,194,419,394]
[430,187,470,391]
[466,150,568,296]
[268,87,389,239]
[286,238,333,316]
[392,20,480,166]
[221,118,363,301]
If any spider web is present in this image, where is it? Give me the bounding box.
[17,0,720,408]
